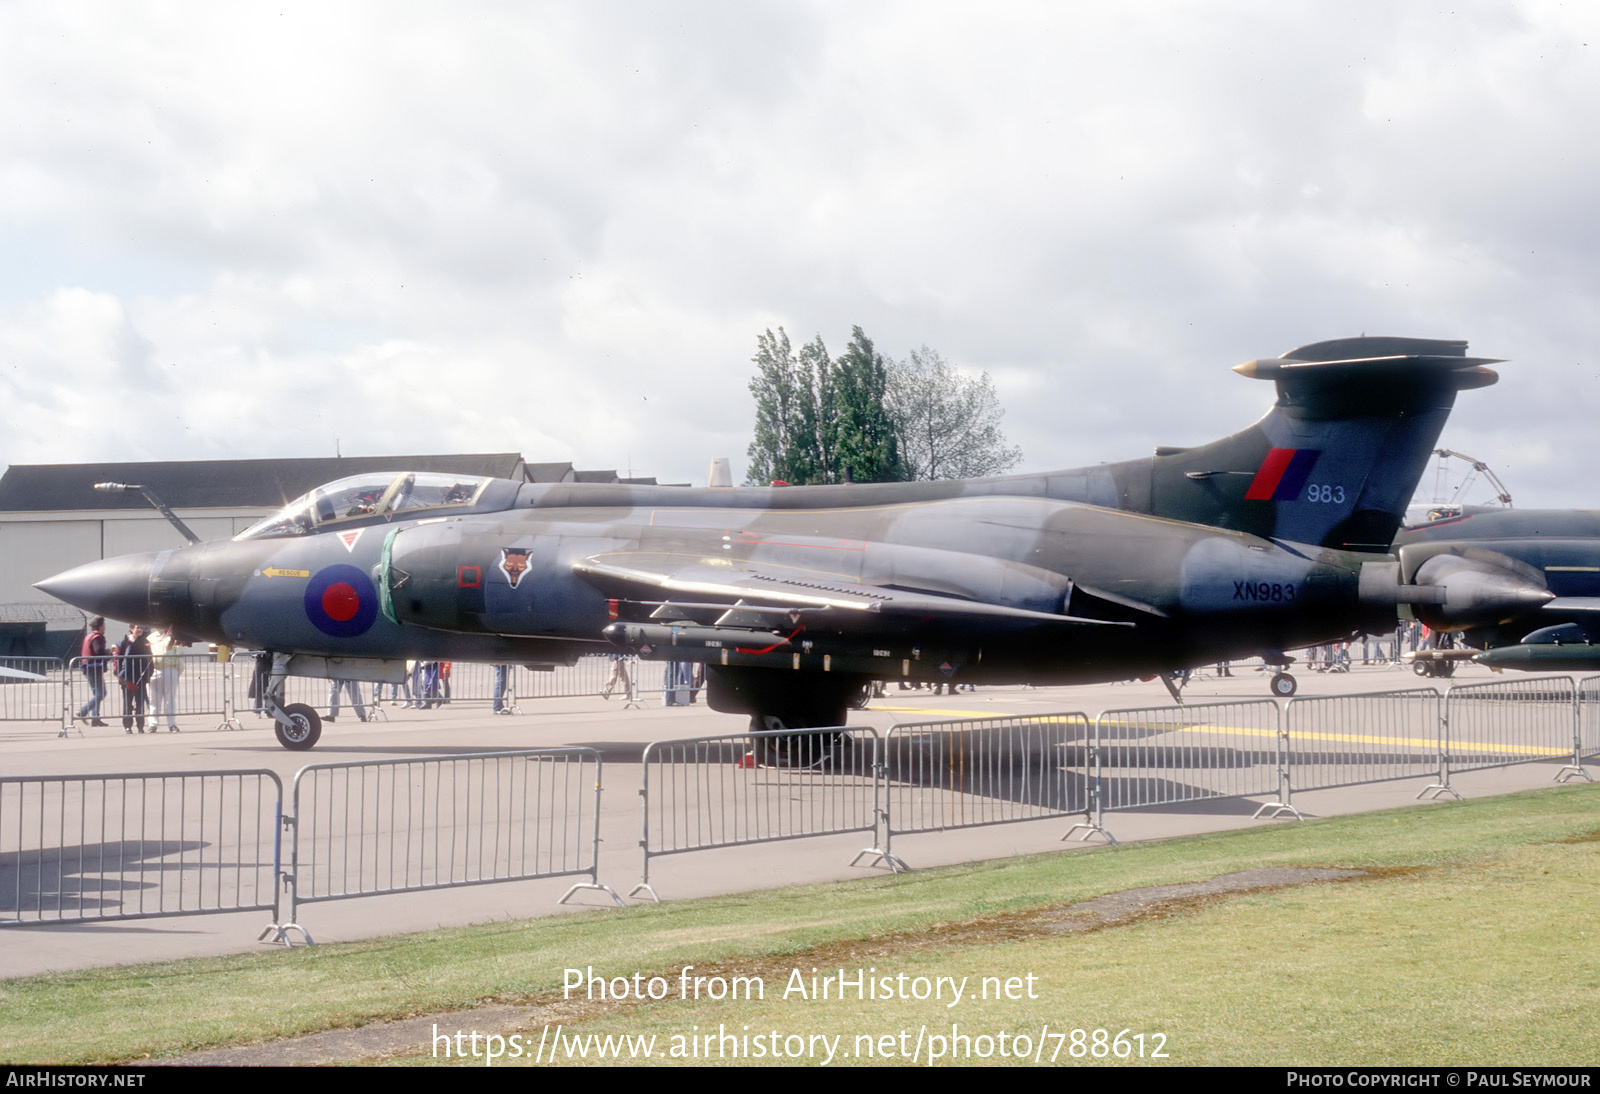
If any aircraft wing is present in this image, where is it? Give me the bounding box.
[572,555,1133,628]
[1544,598,1600,613]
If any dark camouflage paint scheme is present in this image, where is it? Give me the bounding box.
[39,336,1502,727]
[1397,507,1600,669]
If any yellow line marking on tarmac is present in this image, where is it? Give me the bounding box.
[1100,720,1562,756]
[864,709,1562,756]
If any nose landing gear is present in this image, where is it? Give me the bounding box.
[262,652,323,750]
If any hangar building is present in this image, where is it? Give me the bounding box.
[0,453,664,657]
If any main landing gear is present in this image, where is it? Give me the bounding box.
[749,715,850,768]
[709,666,862,770]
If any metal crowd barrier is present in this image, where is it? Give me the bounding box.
[225,651,670,718]
[879,713,1091,864]
[1090,699,1282,823]
[0,769,282,927]
[631,680,1600,893]
[64,653,238,733]
[1576,675,1600,764]
[1441,676,1588,789]
[523,655,668,702]
[8,651,679,735]
[222,650,392,717]
[633,726,881,901]
[0,658,67,725]
[272,747,618,942]
[1282,689,1444,802]
[9,678,1600,926]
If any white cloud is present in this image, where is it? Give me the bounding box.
[0,1,1593,504]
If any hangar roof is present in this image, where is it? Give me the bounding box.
[0,454,651,512]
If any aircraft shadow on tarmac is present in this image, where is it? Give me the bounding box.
[0,839,273,916]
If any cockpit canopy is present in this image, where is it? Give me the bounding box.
[235,472,494,540]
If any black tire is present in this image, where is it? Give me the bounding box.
[1270,671,1298,698]
[750,714,847,769]
[850,682,873,710]
[275,703,322,751]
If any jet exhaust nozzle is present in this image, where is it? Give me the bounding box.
[1404,551,1554,630]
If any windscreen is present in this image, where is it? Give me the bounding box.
[235,472,493,540]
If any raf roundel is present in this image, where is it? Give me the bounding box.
[304,564,379,638]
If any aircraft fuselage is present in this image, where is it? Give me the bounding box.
[92,493,1385,687]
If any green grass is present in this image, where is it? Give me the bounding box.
[4,784,1599,1065]
[478,842,1596,1067]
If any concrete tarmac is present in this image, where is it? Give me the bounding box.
[0,659,1590,979]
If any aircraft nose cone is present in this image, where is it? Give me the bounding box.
[34,553,161,623]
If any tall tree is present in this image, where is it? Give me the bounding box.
[746,329,837,485]
[747,327,1018,485]
[745,328,805,486]
[888,346,1022,480]
[796,334,833,482]
[829,326,906,484]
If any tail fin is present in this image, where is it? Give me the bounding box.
[1131,337,1500,551]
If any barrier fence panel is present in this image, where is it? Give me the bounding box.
[225,652,672,716]
[519,656,667,702]
[1283,689,1444,794]
[0,658,66,724]
[1093,700,1282,819]
[880,714,1091,859]
[65,654,236,731]
[163,654,235,724]
[228,653,437,715]
[1578,676,1600,763]
[281,748,615,937]
[1442,677,1578,778]
[0,770,282,927]
[431,659,668,706]
[634,727,880,900]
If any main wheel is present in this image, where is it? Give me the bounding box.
[275,703,322,751]
[750,714,848,769]
[1269,671,1298,698]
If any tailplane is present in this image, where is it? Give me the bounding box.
[1123,337,1499,551]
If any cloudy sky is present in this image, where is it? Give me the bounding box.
[2,1,1597,506]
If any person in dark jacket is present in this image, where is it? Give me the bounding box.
[76,616,110,726]
[113,624,153,734]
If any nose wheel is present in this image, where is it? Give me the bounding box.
[273,703,322,751]
[1269,671,1298,698]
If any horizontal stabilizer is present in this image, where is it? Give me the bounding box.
[1233,337,1500,399]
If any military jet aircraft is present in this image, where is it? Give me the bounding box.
[37,336,1532,750]
[1395,506,1600,671]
